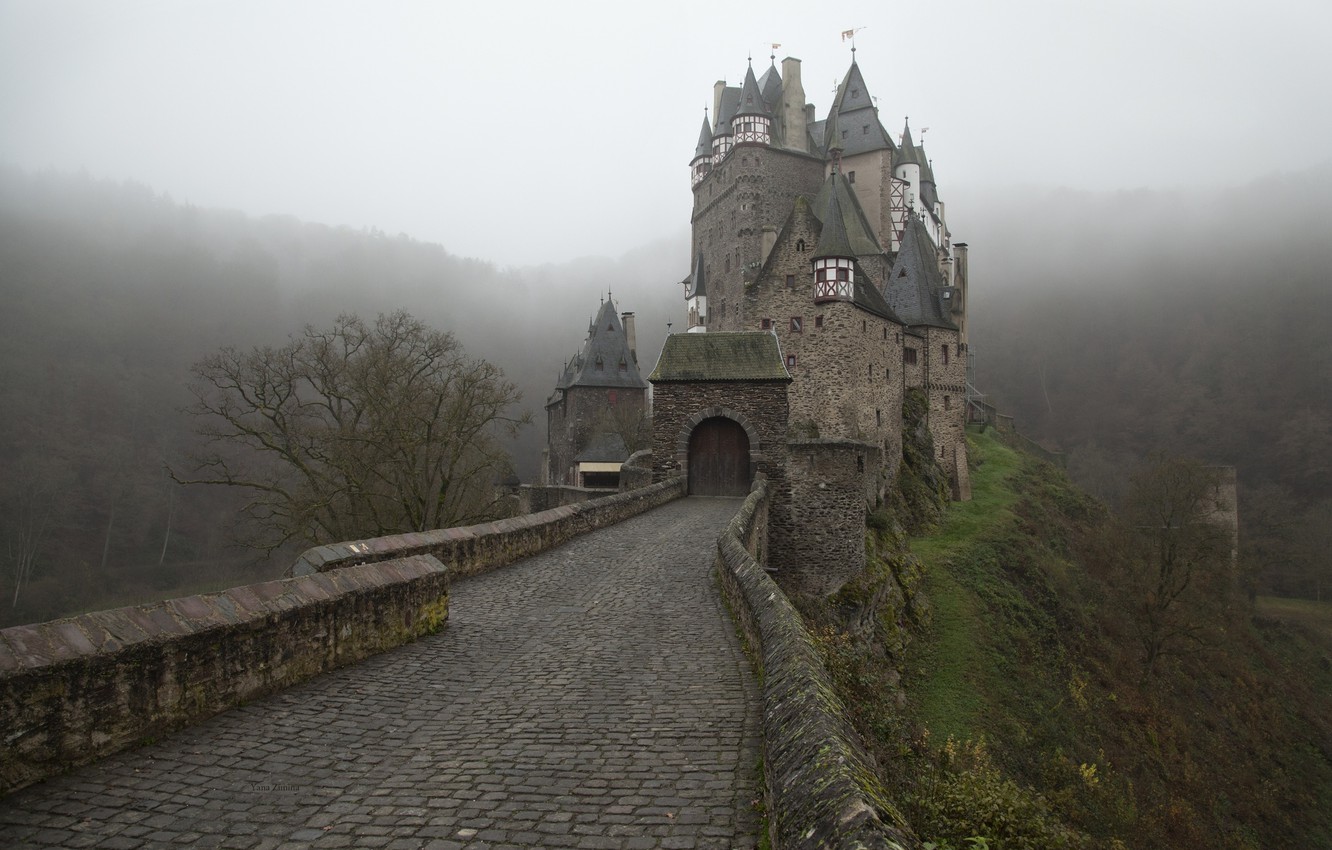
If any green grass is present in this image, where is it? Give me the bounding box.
[1256,595,1332,649]
[909,429,1024,742]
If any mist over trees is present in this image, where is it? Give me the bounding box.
[0,166,684,626]
[1,160,1328,624]
[960,163,1332,599]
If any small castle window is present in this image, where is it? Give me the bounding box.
[848,171,856,184]
[815,315,824,328]
[595,357,604,371]
[619,359,627,372]
[883,328,888,339]
[790,316,803,333]
[862,320,867,332]
[786,354,797,368]
[785,274,795,287]
[885,367,891,381]
[944,395,951,411]
[904,348,918,366]
[841,130,847,139]
[761,318,772,330]
[796,238,806,252]
[852,88,859,98]
[868,364,874,378]
[942,344,950,365]
[863,124,869,135]
[876,410,881,427]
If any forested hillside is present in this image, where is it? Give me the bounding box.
[962,164,1332,599]
[0,167,683,626]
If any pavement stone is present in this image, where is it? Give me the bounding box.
[0,498,760,849]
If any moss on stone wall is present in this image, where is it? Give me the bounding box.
[888,389,949,535]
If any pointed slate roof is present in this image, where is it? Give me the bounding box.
[896,120,921,167]
[692,114,713,161]
[685,251,707,299]
[650,332,791,383]
[560,299,650,390]
[813,177,855,260]
[824,105,844,155]
[736,63,772,117]
[811,172,883,257]
[828,60,894,157]
[882,216,957,330]
[714,86,741,137]
[917,142,939,207]
[757,62,782,111]
[778,193,900,325]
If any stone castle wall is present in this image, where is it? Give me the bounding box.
[773,439,883,596]
[691,147,824,331]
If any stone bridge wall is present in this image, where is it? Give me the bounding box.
[0,555,448,795]
[291,476,686,577]
[716,479,921,850]
[1,477,686,795]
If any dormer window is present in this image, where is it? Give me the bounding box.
[595,356,604,371]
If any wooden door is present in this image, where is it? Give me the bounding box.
[688,418,751,496]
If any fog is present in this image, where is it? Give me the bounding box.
[3,0,1330,266]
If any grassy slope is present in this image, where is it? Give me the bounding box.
[892,428,1332,849]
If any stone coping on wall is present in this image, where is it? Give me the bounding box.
[290,475,686,578]
[0,554,450,796]
[716,481,921,850]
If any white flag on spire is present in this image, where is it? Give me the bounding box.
[841,29,855,40]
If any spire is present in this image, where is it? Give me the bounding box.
[693,111,713,160]
[897,119,920,166]
[688,250,707,299]
[737,62,771,117]
[825,106,844,163]
[813,175,856,260]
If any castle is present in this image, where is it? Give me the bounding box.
[545,49,973,591]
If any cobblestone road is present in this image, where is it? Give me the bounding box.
[0,497,759,850]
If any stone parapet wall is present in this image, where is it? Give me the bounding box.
[715,481,920,850]
[292,476,686,579]
[0,554,449,795]
[518,484,616,514]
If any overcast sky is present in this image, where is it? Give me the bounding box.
[2,0,1329,266]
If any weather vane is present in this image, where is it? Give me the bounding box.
[841,26,865,54]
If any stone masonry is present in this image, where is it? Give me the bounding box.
[0,498,760,850]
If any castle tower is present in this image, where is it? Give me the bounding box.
[733,62,773,146]
[544,297,650,487]
[812,175,856,304]
[690,113,713,188]
[685,250,708,332]
[894,119,922,214]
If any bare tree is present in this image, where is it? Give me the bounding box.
[178,312,527,553]
[2,454,68,608]
[1119,458,1234,681]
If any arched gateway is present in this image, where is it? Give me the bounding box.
[688,417,751,496]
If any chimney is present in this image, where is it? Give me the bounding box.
[781,57,807,153]
[621,312,637,363]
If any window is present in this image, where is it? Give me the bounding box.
[815,315,824,328]
[944,395,951,411]
[786,354,797,368]
[595,356,604,371]
[796,238,806,252]
[868,364,874,378]
[862,320,867,332]
[618,359,627,373]
[942,344,950,365]
[862,124,869,135]
[885,367,891,381]
[883,328,887,339]
[790,316,803,333]
[761,318,772,330]
[785,274,795,288]
[848,171,856,183]
[876,409,882,426]
[841,129,848,139]
[904,348,918,366]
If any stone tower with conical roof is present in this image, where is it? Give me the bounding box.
[543,297,650,488]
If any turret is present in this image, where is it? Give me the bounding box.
[690,112,713,188]
[685,250,708,331]
[733,62,772,146]
[894,119,922,213]
[812,178,856,304]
